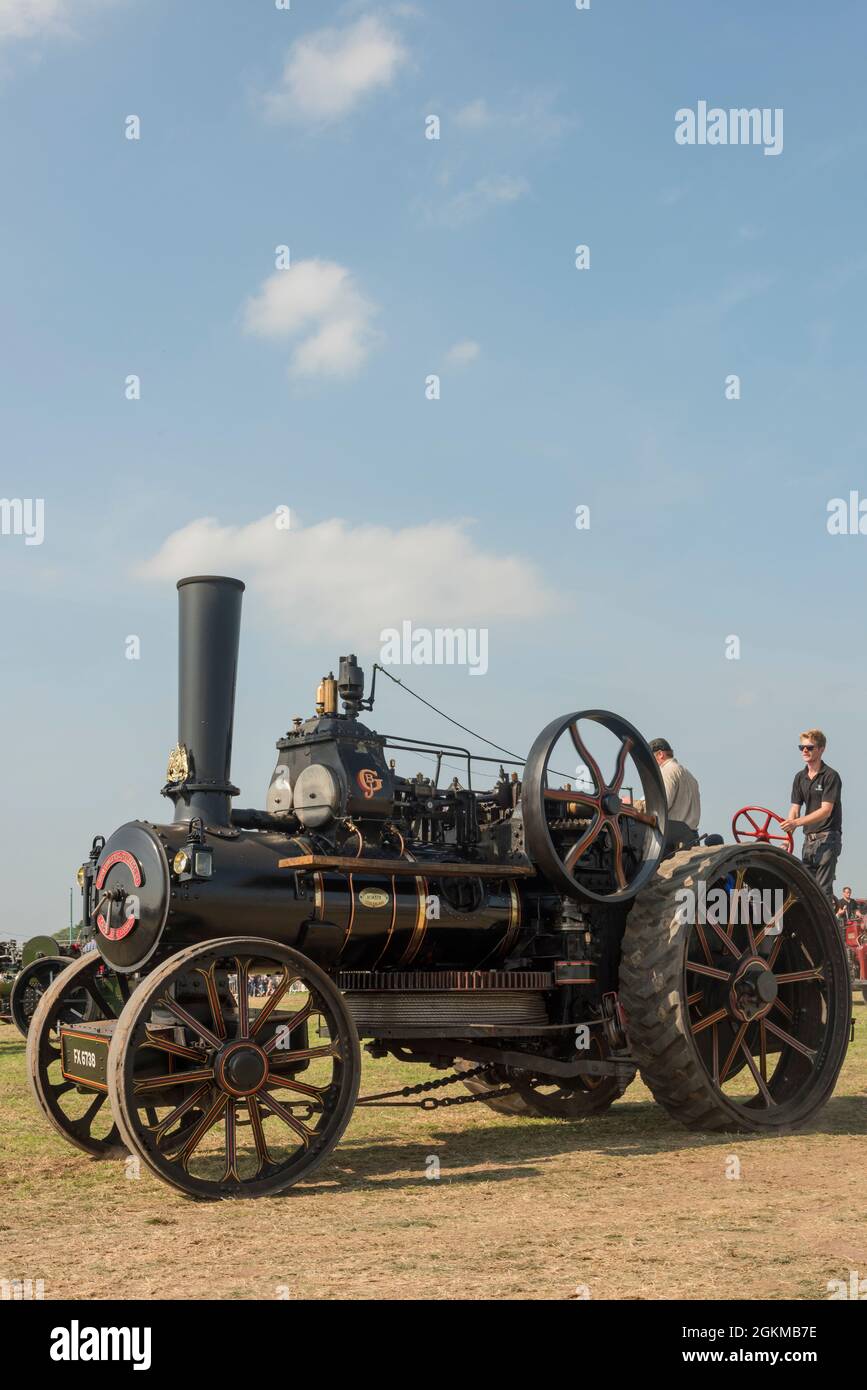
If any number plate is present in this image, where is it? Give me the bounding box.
[60,1026,111,1092]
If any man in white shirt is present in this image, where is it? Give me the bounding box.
[648,737,701,846]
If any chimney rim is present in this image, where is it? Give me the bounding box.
[176,575,245,592]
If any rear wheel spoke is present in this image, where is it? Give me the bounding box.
[740,1042,774,1106]
[763,1018,817,1060]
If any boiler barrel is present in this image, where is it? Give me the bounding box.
[89,821,522,973]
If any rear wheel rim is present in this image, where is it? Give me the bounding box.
[682,853,846,1122]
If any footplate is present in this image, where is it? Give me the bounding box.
[60,1019,116,1092]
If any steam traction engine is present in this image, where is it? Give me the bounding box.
[28,578,851,1199]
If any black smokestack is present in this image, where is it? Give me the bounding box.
[165,575,245,826]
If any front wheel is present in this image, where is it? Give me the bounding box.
[619,844,851,1133]
[108,939,361,1199]
[27,952,128,1156]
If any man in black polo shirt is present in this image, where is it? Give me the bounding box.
[780,728,842,900]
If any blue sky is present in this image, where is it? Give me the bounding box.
[1,0,865,936]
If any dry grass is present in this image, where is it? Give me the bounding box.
[3,999,866,1301]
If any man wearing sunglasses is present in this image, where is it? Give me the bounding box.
[780,730,842,900]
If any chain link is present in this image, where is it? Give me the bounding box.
[356,1065,516,1110]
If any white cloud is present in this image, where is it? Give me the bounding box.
[242,258,379,379]
[454,98,492,130]
[434,174,529,228]
[444,340,480,368]
[138,514,560,640]
[454,90,573,142]
[0,0,108,41]
[264,15,408,123]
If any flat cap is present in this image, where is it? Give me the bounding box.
[649,737,673,755]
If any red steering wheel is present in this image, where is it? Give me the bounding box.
[732,805,794,854]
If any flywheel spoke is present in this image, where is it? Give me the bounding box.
[610,737,633,792]
[568,725,604,790]
[564,814,604,870]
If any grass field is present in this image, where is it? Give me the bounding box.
[4,998,866,1302]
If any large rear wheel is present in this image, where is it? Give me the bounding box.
[619,845,850,1132]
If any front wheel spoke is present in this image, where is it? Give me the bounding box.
[262,1001,314,1055]
[250,965,294,1037]
[134,1066,214,1094]
[763,1018,817,1060]
[269,1041,340,1065]
[84,977,119,1018]
[149,1083,212,1143]
[234,958,250,1036]
[686,960,729,981]
[193,964,228,1041]
[144,1030,203,1062]
[692,1007,729,1035]
[159,995,225,1045]
[159,996,223,1050]
[258,1090,314,1148]
[223,1100,239,1184]
[247,1096,273,1176]
[265,1074,328,1103]
[77,1091,108,1131]
[719,1021,749,1082]
[178,1093,229,1171]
